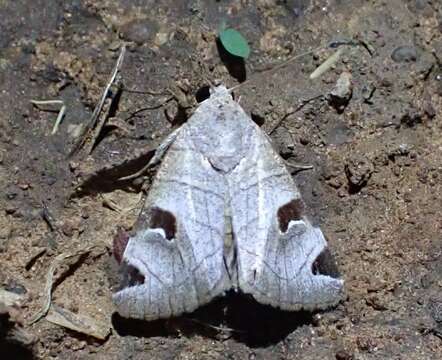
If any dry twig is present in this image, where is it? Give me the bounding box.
[69,46,126,156]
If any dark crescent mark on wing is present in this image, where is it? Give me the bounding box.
[277,199,304,232]
[149,207,177,240]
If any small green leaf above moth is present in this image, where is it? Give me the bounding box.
[218,28,251,59]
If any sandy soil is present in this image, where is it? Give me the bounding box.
[0,0,441,358]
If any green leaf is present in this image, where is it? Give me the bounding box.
[219,28,250,59]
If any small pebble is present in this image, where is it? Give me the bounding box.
[361,83,376,103]
[69,161,79,171]
[424,102,435,119]
[331,72,352,99]
[108,41,121,51]
[335,349,353,360]
[345,154,374,191]
[45,176,57,186]
[18,183,29,190]
[5,188,18,200]
[5,205,17,214]
[299,136,309,145]
[429,297,442,323]
[61,218,81,237]
[5,280,27,295]
[391,45,418,63]
[357,336,377,352]
[328,71,352,112]
[400,107,422,127]
[120,19,159,45]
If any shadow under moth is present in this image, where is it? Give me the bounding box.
[113,85,344,320]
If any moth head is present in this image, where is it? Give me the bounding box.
[209,85,230,98]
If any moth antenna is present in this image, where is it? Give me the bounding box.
[227,39,364,93]
[227,45,325,93]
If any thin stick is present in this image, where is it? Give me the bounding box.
[31,100,66,135]
[229,39,368,93]
[70,46,126,156]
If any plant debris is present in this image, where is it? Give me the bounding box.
[28,245,98,325]
[46,304,110,340]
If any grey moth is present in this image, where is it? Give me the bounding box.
[113,85,344,320]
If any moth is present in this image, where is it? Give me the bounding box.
[113,85,344,320]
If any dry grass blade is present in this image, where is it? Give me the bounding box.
[27,246,96,325]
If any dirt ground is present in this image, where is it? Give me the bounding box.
[0,0,441,359]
